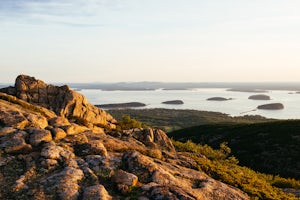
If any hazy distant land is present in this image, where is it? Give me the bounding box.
[2,82,300,91]
[67,82,300,91]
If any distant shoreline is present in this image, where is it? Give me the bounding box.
[3,82,300,92]
[66,82,300,92]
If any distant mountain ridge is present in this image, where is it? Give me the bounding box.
[68,82,300,91]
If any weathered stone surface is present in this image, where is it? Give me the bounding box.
[25,113,48,129]
[0,92,56,119]
[1,75,117,129]
[41,141,75,162]
[50,127,67,140]
[91,126,105,134]
[76,140,108,157]
[122,151,158,183]
[89,140,108,156]
[132,128,176,153]
[0,75,254,200]
[13,166,36,192]
[0,127,16,136]
[122,151,250,200]
[0,131,32,154]
[112,169,138,186]
[62,123,89,135]
[41,159,59,170]
[0,93,56,131]
[0,106,28,129]
[148,185,196,200]
[27,128,52,146]
[48,117,70,127]
[82,184,112,200]
[85,155,107,171]
[43,167,84,200]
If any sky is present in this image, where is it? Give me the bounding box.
[0,0,300,83]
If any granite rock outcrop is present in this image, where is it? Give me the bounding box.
[0,75,117,130]
[0,75,250,200]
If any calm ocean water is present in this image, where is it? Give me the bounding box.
[80,88,300,119]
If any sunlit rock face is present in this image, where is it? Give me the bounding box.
[0,74,117,130]
[0,75,250,200]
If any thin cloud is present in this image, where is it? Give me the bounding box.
[0,0,122,27]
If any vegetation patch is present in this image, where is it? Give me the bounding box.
[109,108,272,132]
[169,120,300,179]
[173,140,300,200]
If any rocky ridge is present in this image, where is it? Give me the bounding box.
[0,75,249,199]
[0,75,117,132]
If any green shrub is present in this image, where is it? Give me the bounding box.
[172,139,235,161]
[172,139,300,199]
[116,115,148,130]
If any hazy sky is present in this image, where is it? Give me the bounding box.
[1,0,300,83]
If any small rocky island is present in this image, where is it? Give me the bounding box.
[248,94,271,100]
[96,102,146,109]
[257,103,284,110]
[207,97,233,101]
[162,100,184,105]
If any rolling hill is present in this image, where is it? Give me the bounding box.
[169,120,300,179]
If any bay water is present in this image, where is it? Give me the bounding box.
[80,88,300,119]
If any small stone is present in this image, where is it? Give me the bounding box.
[41,159,58,170]
[51,127,67,140]
[88,140,108,157]
[41,142,75,162]
[27,128,52,146]
[112,169,138,186]
[82,184,112,200]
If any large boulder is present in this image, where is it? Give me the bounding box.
[1,75,117,129]
[131,128,176,153]
[42,166,84,200]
